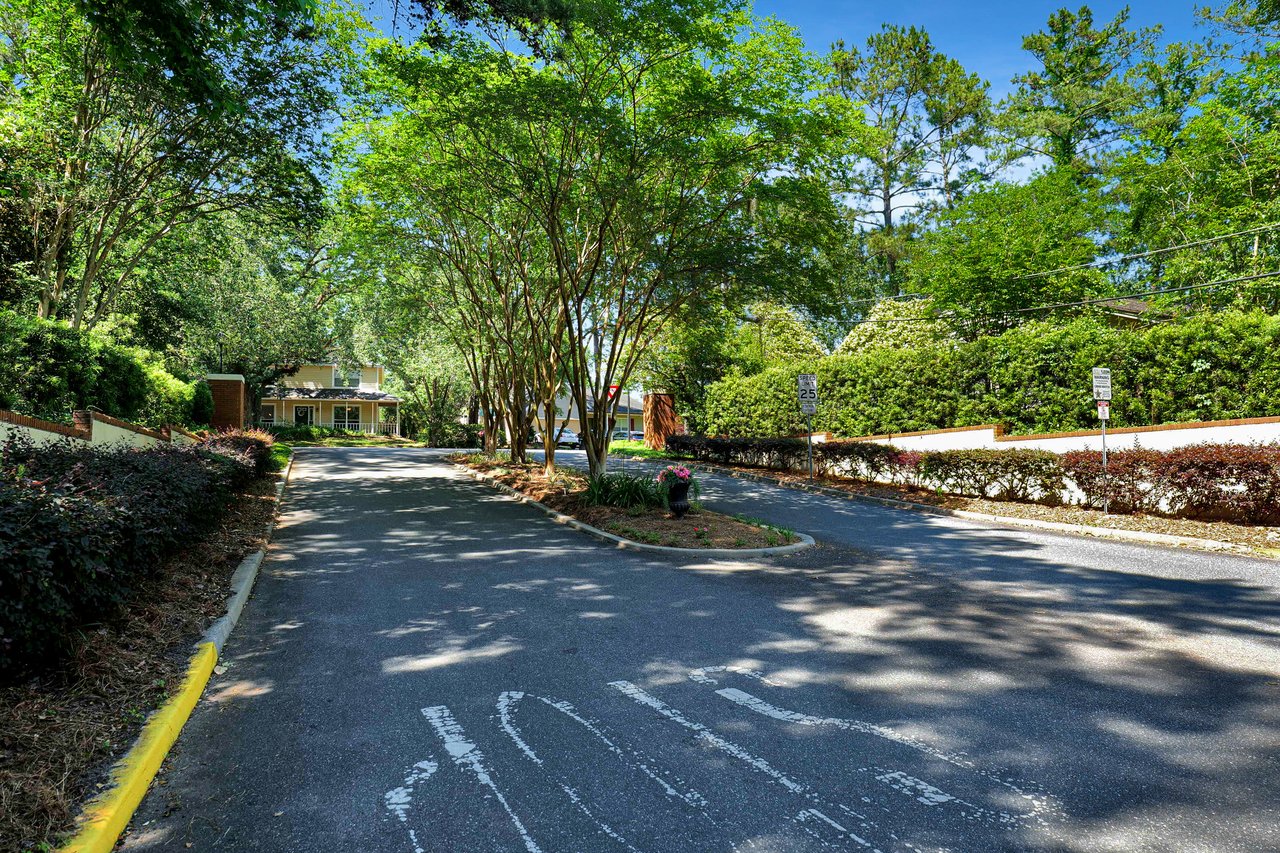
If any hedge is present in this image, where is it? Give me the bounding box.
[700,311,1280,438]
[0,308,200,427]
[0,429,274,678]
[666,436,1280,523]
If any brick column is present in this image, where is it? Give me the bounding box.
[207,374,248,430]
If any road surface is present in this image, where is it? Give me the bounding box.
[121,448,1280,852]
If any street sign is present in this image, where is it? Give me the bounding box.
[1092,367,1112,401]
[1097,400,1110,420]
[797,373,818,402]
[800,401,817,415]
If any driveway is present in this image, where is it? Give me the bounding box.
[122,447,1280,852]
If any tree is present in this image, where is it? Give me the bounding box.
[835,297,952,354]
[346,0,848,475]
[908,171,1110,334]
[999,6,1159,176]
[829,25,989,286]
[0,0,358,328]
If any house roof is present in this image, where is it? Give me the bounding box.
[262,386,401,403]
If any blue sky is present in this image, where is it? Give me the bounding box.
[749,1,1211,98]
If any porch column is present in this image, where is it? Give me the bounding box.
[395,404,400,437]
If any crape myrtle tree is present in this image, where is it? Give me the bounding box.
[345,0,851,475]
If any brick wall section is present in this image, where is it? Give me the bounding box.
[208,376,249,430]
[91,411,167,442]
[0,409,89,439]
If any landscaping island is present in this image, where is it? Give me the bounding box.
[453,454,800,550]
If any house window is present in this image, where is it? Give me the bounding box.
[333,405,360,431]
[260,405,275,426]
[293,405,314,426]
[334,367,362,388]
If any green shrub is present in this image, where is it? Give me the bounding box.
[0,433,264,678]
[699,311,1280,438]
[0,308,198,427]
[191,380,215,424]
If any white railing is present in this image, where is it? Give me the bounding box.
[263,420,400,436]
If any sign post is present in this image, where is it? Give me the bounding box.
[797,374,818,480]
[1092,368,1112,515]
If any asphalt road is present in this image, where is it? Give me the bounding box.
[122,448,1280,852]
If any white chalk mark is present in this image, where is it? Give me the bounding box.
[708,684,1054,826]
[384,759,438,853]
[688,665,791,687]
[496,686,701,809]
[609,682,891,850]
[794,809,875,849]
[874,771,955,806]
[423,705,543,853]
[497,691,643,851]
[609,681,808,795]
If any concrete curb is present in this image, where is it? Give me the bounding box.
[201,449,294,653]
[58,449,295,853]
[457,464,814,557]
[60,644,217,853]
[675,459,1259,556]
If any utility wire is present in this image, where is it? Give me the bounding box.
[847,269,1280,326]
[843,223,1280,308]
[1010,223,1280,281]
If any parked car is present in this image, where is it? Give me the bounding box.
[611,429,645,442]
[536,428,583,449]
[627,430,645,442]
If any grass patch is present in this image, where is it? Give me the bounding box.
[607,440,685,461]
[268,442,293,472]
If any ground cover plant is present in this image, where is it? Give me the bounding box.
[0,431,287,851]
[0,429,277,678]
[453,454,799,549]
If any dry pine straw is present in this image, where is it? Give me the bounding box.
[683,461,1280,554]
[0,475,280,853]
[456,456,798,549]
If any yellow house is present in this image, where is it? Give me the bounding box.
[259,364,401,435]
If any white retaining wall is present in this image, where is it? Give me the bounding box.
[854,417,1280,454]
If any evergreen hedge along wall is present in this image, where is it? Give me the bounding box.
[702,311,1280,438]
[0,309,208,428]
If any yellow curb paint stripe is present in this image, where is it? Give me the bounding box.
[59,642,218,853]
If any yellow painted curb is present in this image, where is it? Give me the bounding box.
[59,642,218,853]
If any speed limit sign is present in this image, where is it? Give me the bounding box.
[797,373,818,403]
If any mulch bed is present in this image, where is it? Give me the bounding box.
[455,455,799,549]
[672,460,1280,554]
[0,474,281,853]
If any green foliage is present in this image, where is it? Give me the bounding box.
[191,381,215,425]
[0,309,199,426]
[581,472,666,510]
[835,298,952,355]
[700,312,1280,437]
[0,434,264,678]
[907,171,1111,331]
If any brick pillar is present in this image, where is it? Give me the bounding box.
[643,393,683,450]
[207,374,248,430]
[71,410,93,437]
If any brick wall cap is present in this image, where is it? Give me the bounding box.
[206,373,246,382]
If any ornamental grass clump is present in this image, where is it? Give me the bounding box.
[582,472,665,509]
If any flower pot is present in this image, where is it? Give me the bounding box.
[667,481,691,519]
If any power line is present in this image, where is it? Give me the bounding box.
[844,224,1280,310]
[847,269,1280,326]
[1010,223,1280,281]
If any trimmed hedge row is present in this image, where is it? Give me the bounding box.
[0,308,206,427]
[700,311,1280,438]
[666,436,1280,523]
[0,429,275,678]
